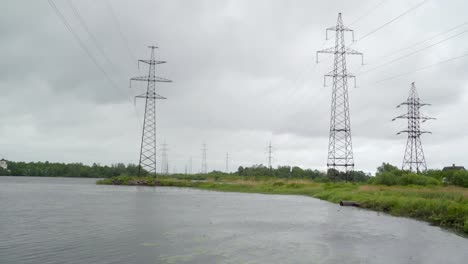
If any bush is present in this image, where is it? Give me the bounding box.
[450,171,468,188]
[372,163,440,186]
[399,173,439,186]
[372,171,399,186]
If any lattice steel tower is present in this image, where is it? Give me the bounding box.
[392,82,434,173]
[201,143,207,174]
[267,141,273,170]
[130,46,171,176]
[317,13,363,174]
[160,141,169,175]
[225,152,229,173]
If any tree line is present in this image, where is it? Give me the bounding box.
[0,161,143,178]
[235,164,371,182]
[2,160,466,188]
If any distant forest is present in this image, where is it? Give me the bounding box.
[0,161,142,178]
[0,161,370,180]
[2,161,466,188]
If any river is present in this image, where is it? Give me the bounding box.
[0,176,466,264]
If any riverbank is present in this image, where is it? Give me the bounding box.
[97,176,468,235]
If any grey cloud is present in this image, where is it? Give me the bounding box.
[0,0,467,172]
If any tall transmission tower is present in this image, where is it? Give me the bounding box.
[201,143,208,174]
[189,157,193,174]
[317,13,364,175]
[267,141,273,170]
[160,141,169,175]
[130,46,172,176]
[392,82,434,173]
[225,152,229,173]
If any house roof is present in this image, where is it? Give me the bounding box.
[442,165,466,171]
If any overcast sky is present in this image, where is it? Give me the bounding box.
[1,0,467,173]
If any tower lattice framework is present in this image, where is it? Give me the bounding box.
[317,13,363,174]
[201,143,207,174]
[393,82,434,173]
[160,141,169,175]
[130,46,171,176]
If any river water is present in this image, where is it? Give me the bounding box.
[0,176,467,264]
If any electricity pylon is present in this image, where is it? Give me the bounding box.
[393,82,435,173]
[201,143,207,174]
[267,141,273,170]
[225,152,229,173]
[160,141,169,175]
[189,157,193,174]
[130,46,171,176]
[317,13,363,175]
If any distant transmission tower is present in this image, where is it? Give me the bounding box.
[160,141,169,175]
[189,157,193,174]
[130,46,171,176]
[225,152,229,173]
[201,143,207,174]
[267,141,273,170]
[392,82,434,173]
[317,13,363,175]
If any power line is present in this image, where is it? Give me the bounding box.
[358,0,428,41]
[359,27,468,76]
[369,52,468,84]
[349,0,387,26]
[378,21,468,60]
[67,0,118,73]
[105,0,137,64]
[48,0,119,90]
[49,0,143,130]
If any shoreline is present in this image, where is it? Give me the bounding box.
[97,176,468,236]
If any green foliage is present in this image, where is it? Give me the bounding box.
[399,173,440,186]
[372,162,468,187]
[235,164,351,181]
[424,168,468,187]
[2,161,143,178]
[326,168,370,182]
[372,163,439,186]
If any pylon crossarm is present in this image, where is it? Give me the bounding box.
[316,48,334,63]
[135,94,166,100]
[392,114,408,121]
[420,131,432,134]
[345,48,364,64]
[130,76,172,83]
[324,73,357,88]
[325,26,353,37]
[138,59,166,65]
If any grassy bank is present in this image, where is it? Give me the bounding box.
[97,175,468,235]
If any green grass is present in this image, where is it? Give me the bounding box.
[97,176,468,236]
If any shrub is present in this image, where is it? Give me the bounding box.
[372,165,440,186]
[399,173,439,186]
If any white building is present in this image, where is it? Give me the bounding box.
[0,159,7,170]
